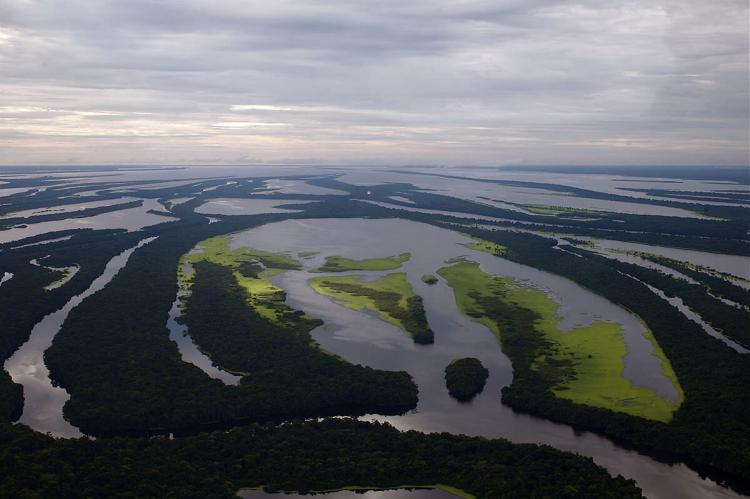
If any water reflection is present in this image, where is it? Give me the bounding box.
[218,218,737,499]
[0,199,174,244]
[588,239,750,282]
[3,237,157,437]
[337,170,712,218]
[166,262,241,385]
[239,488,459,498]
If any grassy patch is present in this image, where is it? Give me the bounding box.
[43,265,79,291]
[298,251,318,259]
[309,273,434,344]
[438,260,681,422]
[177,235,419,417]
[464,239,507,257]
[181,236,304,323]
[523,204,564,215]
[421,274,439,285]
[312,252,411,272]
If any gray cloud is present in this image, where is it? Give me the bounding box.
[0,0,747,166]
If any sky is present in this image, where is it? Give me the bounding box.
[0,0,748,167]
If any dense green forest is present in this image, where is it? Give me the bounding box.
[0,229,146,420]
[579,253,750,348]
[633,253,749,308]
[0,419,643,499]
[0,170,747,496]
[444,358,489,401]
[442,224,750,490]
[304,176,750,255]
[40,214,416,437]
[184,259,418,408]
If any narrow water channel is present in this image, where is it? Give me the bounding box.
[166,262,241,385]
[3,237,157,437]
[588,248,749,354]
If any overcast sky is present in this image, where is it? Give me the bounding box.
[0,0,747,166]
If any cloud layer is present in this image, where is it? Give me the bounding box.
[0,0,747,166]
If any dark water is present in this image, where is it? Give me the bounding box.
[166,261,242,385]
[3,237,157,438]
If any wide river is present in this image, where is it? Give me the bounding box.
[207,218,742,499]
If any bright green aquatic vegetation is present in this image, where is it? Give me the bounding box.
[43,265,79,291]
[464,238,507,256]
[312,252,411,272]
[181,236,303,322]
[438,260,682,422]
[309,272,434,344]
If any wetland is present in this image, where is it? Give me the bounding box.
[0,165,747,499]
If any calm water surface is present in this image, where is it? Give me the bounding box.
[0,198,174,244]
[3,237,156,437]
[220,218,740,499]
[166,261,241,385]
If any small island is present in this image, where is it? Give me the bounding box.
[444,358,489,402]
[421,274,438,285]
[312,252,411,272]
[309,273,434,344]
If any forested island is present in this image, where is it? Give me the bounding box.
[444,358,489,401]
[0,166,747,498]
[310,273,434,344]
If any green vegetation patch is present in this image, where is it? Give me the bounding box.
[181,236,303,323]
[445,358,489,402]
[0,418,643,499]
[312,252,411,272]
[421,274,439,285]
[629,251,750,308]
[310,273,434,344]
[421,224,749,483]
[180,236,421,418]
[437,260,681,422]
[464,238,507,257]
[43,265,79,291]
[608,250,750,348]
[524,204,564,216]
